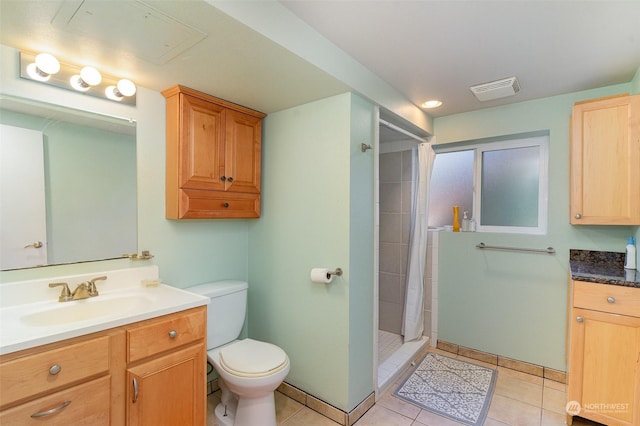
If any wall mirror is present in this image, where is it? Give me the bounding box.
[0,94,137,270]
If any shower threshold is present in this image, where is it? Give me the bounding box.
[377,332,429,394]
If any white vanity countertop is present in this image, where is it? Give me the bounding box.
[0,266,209,355]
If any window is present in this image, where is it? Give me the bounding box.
[428,134,549,234]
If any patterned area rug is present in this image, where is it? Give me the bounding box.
[393,353,497,426]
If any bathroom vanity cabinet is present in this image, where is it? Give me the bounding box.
[126,307,206,425]
[0,306,206,425]
[163,85,265,219]
[570,93,640,225]
[566,280,640,426]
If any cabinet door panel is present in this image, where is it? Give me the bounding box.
[127,344,205,426]
[570,95,640,225]
[569,308,640,425]
[225,109,261,194]
[180,94,226,191]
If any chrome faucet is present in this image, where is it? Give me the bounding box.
[49,275,107,302]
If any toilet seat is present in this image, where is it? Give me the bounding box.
[218,338,289,378]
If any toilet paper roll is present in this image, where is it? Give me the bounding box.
[310,268,333,284]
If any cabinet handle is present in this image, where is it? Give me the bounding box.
[49,364,62,375]
[576,316,584,323]
[168,330,177,339]
[223,203,230,208]
[221,176,226,182]
[132,377,139,403]
[227,177,234,183]
[607,296,615,303]
[575,213,582,219]
[31,400,71,418]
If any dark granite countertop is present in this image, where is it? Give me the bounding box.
[570,250,640,288]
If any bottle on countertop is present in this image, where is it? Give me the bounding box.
[624,236,636,270]
[452,206,460,232]
[461,211,471,232]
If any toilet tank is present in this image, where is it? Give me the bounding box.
[187,280,248,350]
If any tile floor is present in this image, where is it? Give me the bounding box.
[207,347,605,426]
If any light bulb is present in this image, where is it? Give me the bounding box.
[70,75,90,92]
[70,67,102,92]
[80,67,101,86]
[116,79,136,96]
[35,53,60,75]
[105,85,122,101]
[421,100,443,109]
[26,53,60,82]
[27,63,50,82]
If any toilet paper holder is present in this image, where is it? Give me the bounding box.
[329,268,343,277]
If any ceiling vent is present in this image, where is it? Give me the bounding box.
[470,77,520,102]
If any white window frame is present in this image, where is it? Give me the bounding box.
[435,134,549,235]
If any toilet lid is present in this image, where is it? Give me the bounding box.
[219,339,289,378]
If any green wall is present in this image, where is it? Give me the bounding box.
[434,82,638,370]
[248,93,375,412]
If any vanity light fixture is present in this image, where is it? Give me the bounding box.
[19,51,136,106]
[26,53,60,82]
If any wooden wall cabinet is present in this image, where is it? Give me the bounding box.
[163,85,266,219]
[0,307,207,425]
[570,94,640,225]
[567,280,640,426]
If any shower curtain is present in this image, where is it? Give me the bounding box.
[402,142,435,342]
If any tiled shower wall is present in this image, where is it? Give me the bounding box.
[379,150,411,334]
[378,150,435,338]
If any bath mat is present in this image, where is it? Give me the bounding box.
[393,352,496,426]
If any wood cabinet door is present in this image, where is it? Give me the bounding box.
[180,94,226,192]
[127,344,205,426]
[568,308,640,425]
[224,109,262,194]
[570,94,640,225]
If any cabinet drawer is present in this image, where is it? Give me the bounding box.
[128,307,206,363]
[0,375,110,425]
[179,188,260,218]
[573,281,640,317]
[0,336,110,408]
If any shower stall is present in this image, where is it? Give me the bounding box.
[375,117,436,393]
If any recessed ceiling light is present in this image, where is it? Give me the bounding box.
[421,100,443,109]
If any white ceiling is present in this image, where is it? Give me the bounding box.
[1,0,639,121]
[281,0,640,117]
[0,0,349,114]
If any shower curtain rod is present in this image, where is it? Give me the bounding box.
[379,118,428,143]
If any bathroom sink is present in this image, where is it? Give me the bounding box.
[20,293,154,327]
[0,266,209,356]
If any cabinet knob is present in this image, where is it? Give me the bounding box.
[223,203,230,208]
[607,296,615,303]
[221,176,226,182]
[574,213,582,219]
[49,364,62,375]
[168,330,177,339]
[227,177,234,183]
[576,316,584,323]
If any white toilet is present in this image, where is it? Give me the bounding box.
[188,280,290,426]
